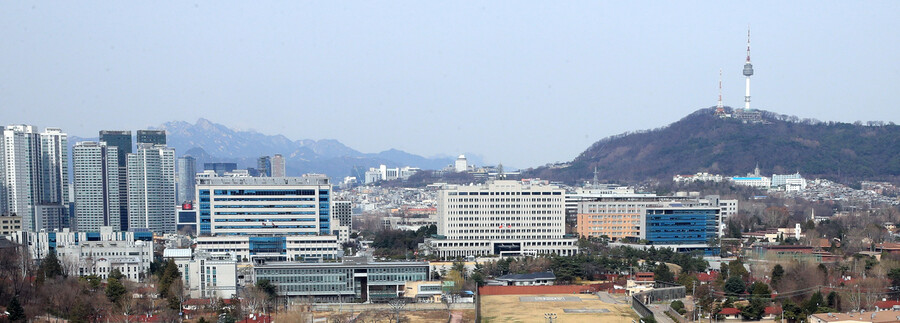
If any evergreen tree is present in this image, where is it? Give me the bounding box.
[724,276,745,296]
[41,251,64,279]
[109,268,125,281]
[771,264,784,288]
[7,296,25,322]
[654,262,675,283]
[749,281,771,297]
[740,297,766,320]
[256,279,278,300]
[106,277,127,304]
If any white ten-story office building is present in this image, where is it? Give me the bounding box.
[428,180,577,259]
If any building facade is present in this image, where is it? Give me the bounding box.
[428,180,577,258]
[1,125,70,231]
[99,130,132,231]
[195,175,332,236]
[136,130,166,145]
[333,200,352,228]
[203,163,237,176]
[164,249,238,299]
[195,234,341,263]
[253,257,430,303]
[576,195,734,241]
[271,154,285,177]
[11,226,154,280]
[73,141,121,231]
[257,156,271,177]
[177,156,197,203]
[127,143,176,233]
[0,214,22,237]
[642,204,719,245]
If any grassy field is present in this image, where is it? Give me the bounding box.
[480,294,639,323]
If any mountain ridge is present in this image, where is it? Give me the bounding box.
[70,118,487,178]
[525,108,900,184]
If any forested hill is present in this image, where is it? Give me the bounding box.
[525,108,900,184]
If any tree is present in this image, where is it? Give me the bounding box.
[39,251,64,281]
[157,259,181,298]
[106,277,128,304]
[803,291,826,315]
[671,300,686,315]
[781,300,803,321]
[724,276,745,296]
[7,296,25,321]
[827,291,841,310]
[749,281,771,297]
[727,259,749,281]
[654,263,675,283]
[888,268,900,288]
[771,264,785,288]
[256,279,278,300]
[676,273,699,294]
[109,268,125,281]
[740,297,766,320]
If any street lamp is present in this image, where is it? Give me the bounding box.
[544,312,557,323]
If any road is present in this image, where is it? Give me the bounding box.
[648,304,676,323]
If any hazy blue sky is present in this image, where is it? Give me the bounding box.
[2,2,899,168]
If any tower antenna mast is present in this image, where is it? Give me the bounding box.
[742,27,754,111]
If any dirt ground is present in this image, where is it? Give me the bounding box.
[480,294,639,323]
[305,308,476,323]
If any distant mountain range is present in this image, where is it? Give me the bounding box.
[525,108,900,184]
[70,118,486,178]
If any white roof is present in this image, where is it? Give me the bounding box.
[163,248,192,259]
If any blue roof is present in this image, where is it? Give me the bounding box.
[732,177,763,180]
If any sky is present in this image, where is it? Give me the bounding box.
[2,2,899,168]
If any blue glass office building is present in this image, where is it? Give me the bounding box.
[644,205,718,245]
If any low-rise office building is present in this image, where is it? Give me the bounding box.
[10,226,153,261]
[427,180,577,259]
[11,226,153,280]
[164,248,238,299]
[576,195,734,240]
[253,256,430,303]
[195,235,341,264]
[0,214,22,237]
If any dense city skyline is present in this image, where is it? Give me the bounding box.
[2,2,899,168]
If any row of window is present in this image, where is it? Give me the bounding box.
[450,191,561,196]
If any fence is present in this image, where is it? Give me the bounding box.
[631,281,687,320]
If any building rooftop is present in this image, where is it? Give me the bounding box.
[496,272,556,281]
[256,256,427,269]
[163,248,192,258]
[197,175,330,186]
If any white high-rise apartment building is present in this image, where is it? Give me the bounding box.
[1,125,70,231]
[127,143,176,233]
[1,125,40,229]
[73,142,121,231]
[428,180,577,258]
[271,154,286,177]
[39,128,69,205]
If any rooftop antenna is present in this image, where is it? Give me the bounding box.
[717,69,724,109]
